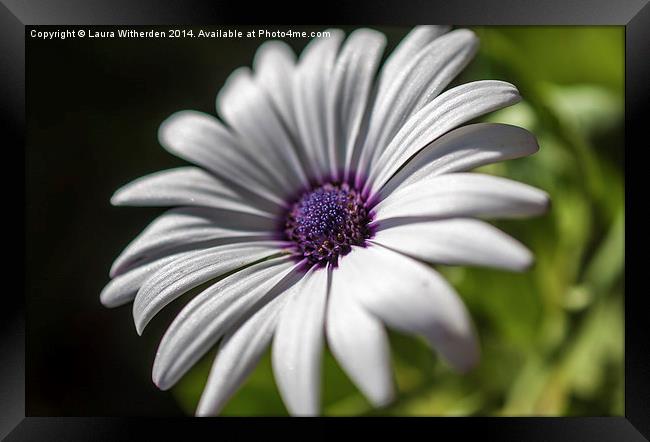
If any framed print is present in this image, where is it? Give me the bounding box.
[6,0,649,439]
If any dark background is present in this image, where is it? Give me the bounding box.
[25,25,407,415]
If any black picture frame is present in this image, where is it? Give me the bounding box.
[6,0,649,440]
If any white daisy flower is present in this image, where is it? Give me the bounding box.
[101,26,549,416]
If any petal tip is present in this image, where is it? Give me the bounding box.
[99,286,117,308]
[133,307,146,336]
[454,27,479,45]
[157,111,182,147]
[530,135,541,154]
[110,185,135,206]
[194,409,213,418]
[367,384,396,409]
[109,190,124,206]
[253,39,295,67]
[109,259,125,278]
[346,27,388,51]
[152,374,164,391]
[508,242,535,272]
[134,318,145,336]
[533,191,552,216]
[517,252,535,272]
[152,364,173,391]
[542,193,552,212]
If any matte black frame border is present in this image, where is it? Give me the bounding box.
[6,0,649,440]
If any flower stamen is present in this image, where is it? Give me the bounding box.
[284,182,372,266]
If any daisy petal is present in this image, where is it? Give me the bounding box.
[325,28,386,180]
[359,29,478,181]
[133,242,285,335]
[327,261,394,407]
[367,80,521,194]
[217,68,309,191]
[109,207,275,277]
[253,40,298,136]
[373,173,550,223]
[159,110,286,207]
[375,26,450,95]
[272,266,329,416]
[152,256,299,390]
[101,252,191,308]
[293,29,345,181]
[379,123,539,197]
[342,245,479,372]
[195,292,289,417]
[111,167,275,218]
[371,219,533,271]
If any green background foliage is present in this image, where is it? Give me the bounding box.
[172,27,624,416]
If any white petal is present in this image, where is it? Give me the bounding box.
[371,219,533,271]
[253,40,298,136]
[196,291,290,417]
[159,110,286,206]
[358,29,478,182]
[341,245,479,372]
[217,68,308,191]
[111,167,274,218]
[373,173,550,223]
[253,42,316,181]
[375,26,450,95]
[379,123,539,197]
[292,29,345,181]
[133,242,285,335]
[366,80,522,194]
[327,259,394,407]
[325,28,386,180]
[152,256,299,390]
[100,252,191,308]
[272,266,329,416]
[110,207,276,277]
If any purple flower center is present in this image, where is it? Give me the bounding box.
[284,182,372,266]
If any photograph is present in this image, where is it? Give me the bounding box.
[24,24,625,418]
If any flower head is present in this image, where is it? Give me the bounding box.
[101,26,549,416]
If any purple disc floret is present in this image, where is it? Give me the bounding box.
[283,181,374,267]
